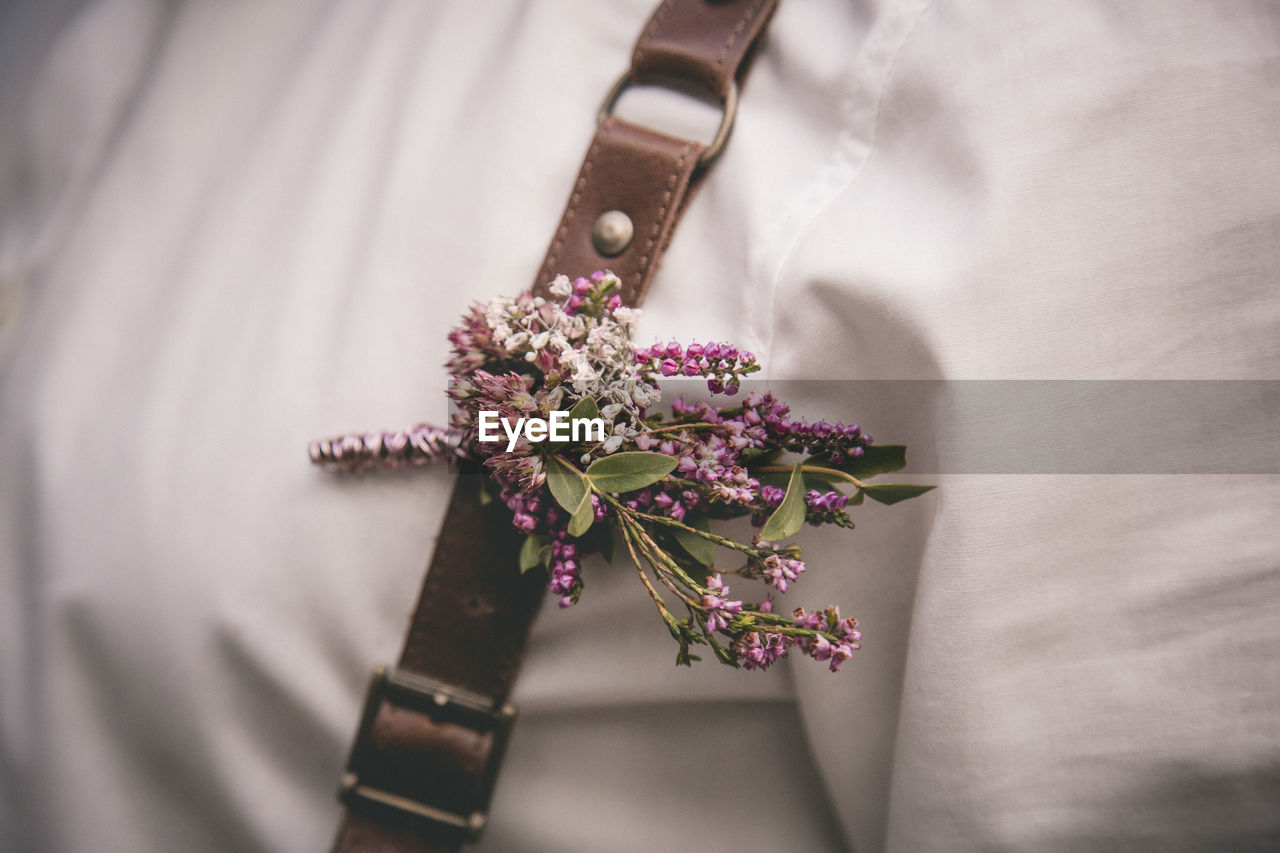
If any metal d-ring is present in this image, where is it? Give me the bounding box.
[597,70,738,167]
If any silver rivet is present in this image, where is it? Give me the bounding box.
[591,210,634,257]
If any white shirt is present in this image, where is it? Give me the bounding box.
[2,2,1277,851]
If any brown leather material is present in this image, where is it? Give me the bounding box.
[362,701,492,815]
[398,472,546,702]
[332,1,781,849]
[632,0,779,98]
[331,474,534,851]
[536,117,703,306]
[332,810,458,853]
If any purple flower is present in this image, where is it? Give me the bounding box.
[338,276,903,668]
[834,614,861,646]
[805,489,849,512]
[793,607,827,632]
[700,574,743,633]
[828,642,856,672]
[761,553,806,592]
[733,631,791,671]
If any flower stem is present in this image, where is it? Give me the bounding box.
[757,464,867,490]
[619,520,681,626]
[626,509,758,556]
[603,497,710,595]
[645,422,726,436]
[618,512,698,608]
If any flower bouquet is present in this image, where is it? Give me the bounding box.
[311,272,932,672]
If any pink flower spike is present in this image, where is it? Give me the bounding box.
[829,642,856,671]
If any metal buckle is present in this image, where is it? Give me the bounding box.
[597,70,738,167]
[338,666,516,841]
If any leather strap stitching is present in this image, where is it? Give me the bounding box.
[540,130,604,283]
[633,0,676,70]
[716,0,770,74]
[637,141,697,276]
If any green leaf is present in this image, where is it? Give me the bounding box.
[567,493,595,537]
[761,463,807,540]
[673,515,716,566]
[519,534,550,573]
[861,483,935,505]
[585,451,679,494]
[802,470,847,492]
[545,456,589,514]
[822,445,907,480]
[567,395,600,422]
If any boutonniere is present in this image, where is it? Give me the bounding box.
[311,272,932,672]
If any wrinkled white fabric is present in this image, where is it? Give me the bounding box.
[2,2,1277,852]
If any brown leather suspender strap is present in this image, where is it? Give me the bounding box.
[538,0,778,304]
[330,2,778,850]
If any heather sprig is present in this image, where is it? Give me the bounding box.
[310,271,934,673]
